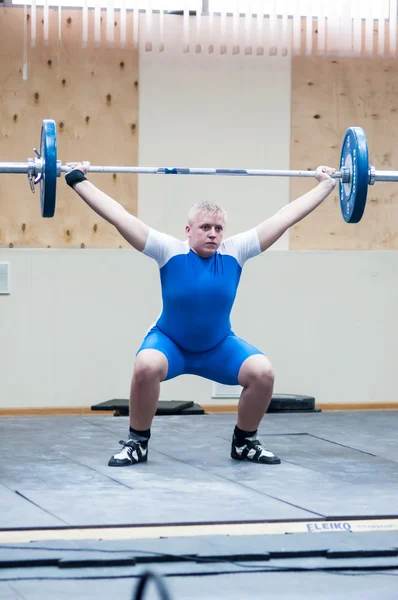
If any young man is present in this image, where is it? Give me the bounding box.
[65,163,336,467]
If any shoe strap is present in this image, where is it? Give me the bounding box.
[119,439,141,449]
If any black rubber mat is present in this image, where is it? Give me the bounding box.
[91,399,206,416]
[91,394,319,416]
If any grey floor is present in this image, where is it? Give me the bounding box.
[1,411,398,527]
[1,410,398,598]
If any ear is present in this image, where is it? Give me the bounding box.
[185,224,191,238]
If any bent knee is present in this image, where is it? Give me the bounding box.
[134,350,168,383]
[239,355,275,388]
[252,363,275,387]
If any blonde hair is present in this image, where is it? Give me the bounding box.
[187,201,227,226]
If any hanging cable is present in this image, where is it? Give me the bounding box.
[94,0,101,47]
[232,0,240,54]
[183,0,190,52]
[30,0,36,48]
[133,0,139,49]
[244,0,253,55]
[159,3,164,51]
[107,0,115,47]
[23,4,28,80]
[195,0,202,52]
[145,0,153,51]
[82,0,88,48]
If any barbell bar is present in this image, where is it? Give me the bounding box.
[1,119,397,223]
[1,161,352,177]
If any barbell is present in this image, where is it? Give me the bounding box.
[2,119,398,222]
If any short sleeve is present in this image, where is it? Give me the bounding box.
[219,228,261,267]
[142,228,188,268]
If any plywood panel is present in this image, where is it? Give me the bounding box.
[290,51,398,249]
[0,7,138,248]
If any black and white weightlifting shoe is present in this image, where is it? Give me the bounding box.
[231,435,281,464]
[108,439,148,467]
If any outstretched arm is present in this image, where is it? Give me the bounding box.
[256,166,336,252]
[64,162,149,251]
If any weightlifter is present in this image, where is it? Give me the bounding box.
[65,163,336,466]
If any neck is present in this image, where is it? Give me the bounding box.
[190,245,213,258]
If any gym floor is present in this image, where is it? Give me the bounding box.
[0,410,398,599]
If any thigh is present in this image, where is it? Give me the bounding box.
[137,327,186,381]
[191,334,263,386]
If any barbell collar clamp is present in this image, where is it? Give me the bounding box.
[33,158,43,185]
[369,165,376,185]
[340,167,350,184]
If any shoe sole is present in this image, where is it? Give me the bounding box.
[108,455,148,467]
[231,450,281,464]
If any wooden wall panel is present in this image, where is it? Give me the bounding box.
[0,7,138,248]
[290,52,398,249]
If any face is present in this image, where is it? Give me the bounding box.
[185,212,225,257]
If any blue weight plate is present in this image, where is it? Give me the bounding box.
[339,127,369,224]
[40,119,57,218]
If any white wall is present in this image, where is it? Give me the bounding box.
[1,249,398,409]
[137,15,292,244]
